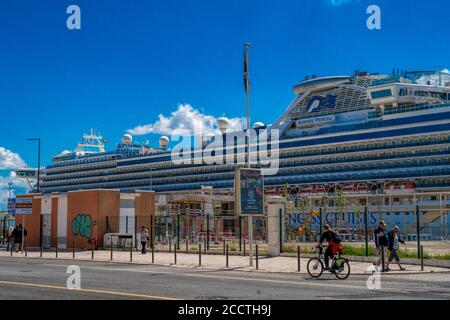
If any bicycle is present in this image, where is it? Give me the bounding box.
[307,245,351,280]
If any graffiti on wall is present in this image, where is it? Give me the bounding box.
[72,214,96,239]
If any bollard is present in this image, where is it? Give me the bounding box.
[91,242,94,260]
[239,216,242,252]
[186,238,189,254]
[110,242,113,261]
[206,214,210,251]
[151,240,155,264]
[199,244,202,267]
[130,241,133,262]
[203,237,207,254]
[226,244,229,268]
[297,245,301,272]
[174,243,177,265]
[72,240,75,259]
[381,245,385,272]
[56,245,58,259]
[255,244,259,270]
[177,214,180,250]
[421,246,424,271]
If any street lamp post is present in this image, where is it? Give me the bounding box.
[25,138,41,253]
[26,138,41,193]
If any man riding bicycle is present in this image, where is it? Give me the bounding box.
[317,224,343,271]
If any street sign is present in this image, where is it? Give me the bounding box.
[235,168,264,215]
[7,197,33,215]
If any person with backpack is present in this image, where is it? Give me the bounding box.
[374,220,389,269]
[317,224,343,271]
[386,226,406,271]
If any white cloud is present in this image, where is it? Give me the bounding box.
[127,104,245,136]
[0,147,29,210]
[0,172,30,210]
[0,147,26,170]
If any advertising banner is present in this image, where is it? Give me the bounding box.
[235,168,264,215]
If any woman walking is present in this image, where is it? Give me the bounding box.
[140,226,149,254]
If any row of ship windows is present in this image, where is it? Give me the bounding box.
[43,145,450,184]
[41,159,450,189]
[41,148,450,186]
[371,89,450,101]
[385,103,450,116]
[310,109,450,137]
[398,89,450,100]
[49,153,120,168]
[42,167,450,193]
[44,134,450,177]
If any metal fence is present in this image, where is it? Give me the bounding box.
[104,214,268,253]
[283,205,450,258]
[101,205,449,258]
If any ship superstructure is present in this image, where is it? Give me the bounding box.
[40,69,450,197]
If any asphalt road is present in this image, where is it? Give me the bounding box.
[0,257,449,300]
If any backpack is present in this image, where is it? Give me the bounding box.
[333,231,342,244]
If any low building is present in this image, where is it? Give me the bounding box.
[14,189,155,249]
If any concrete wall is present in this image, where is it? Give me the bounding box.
[135,191,156,216]
[51,196,58,248]
[57,195,68,249]
[14,190,154,249]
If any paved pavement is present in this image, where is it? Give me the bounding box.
[0,249,447,275]
[0,255,449,299]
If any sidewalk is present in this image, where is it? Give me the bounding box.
[1,249,449,275]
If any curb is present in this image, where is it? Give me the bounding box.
[280,253,450,269]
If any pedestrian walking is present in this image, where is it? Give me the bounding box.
[12,225,21,252]
[373,220,389,268]
[140,226,149,254]
[5,226,14,251]
[386,226,406,271]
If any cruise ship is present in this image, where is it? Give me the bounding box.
[39,69,450,199]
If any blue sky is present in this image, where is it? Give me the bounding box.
[0,0,449,207]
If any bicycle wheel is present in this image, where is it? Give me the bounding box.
[307,258,324,278]
[334,258,351,280]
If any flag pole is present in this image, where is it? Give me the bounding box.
[244,43,251,169]
[243,43,253,266]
